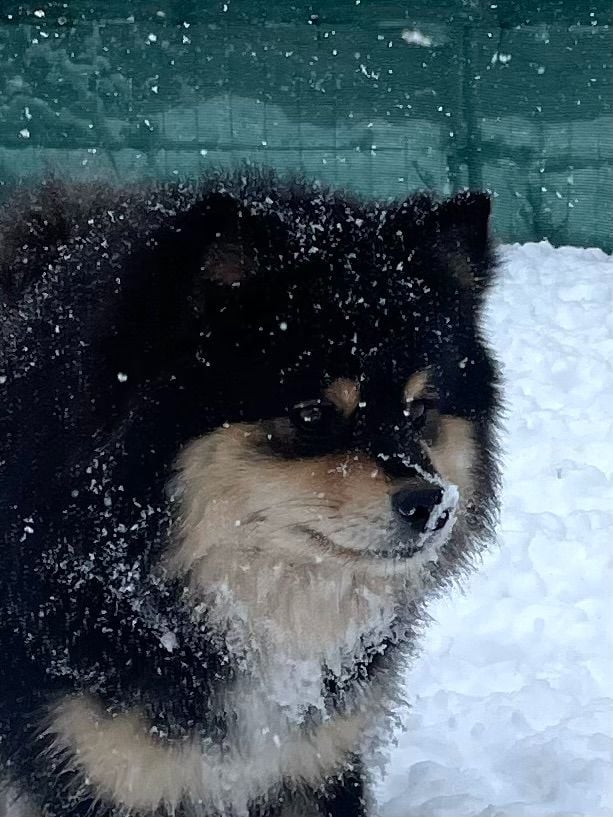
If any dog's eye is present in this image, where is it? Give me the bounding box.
[290,399,337,434]
[266,398,348,459]
[404,398,438,430]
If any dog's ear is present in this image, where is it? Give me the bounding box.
[382,191,494,298]
[434,191,493,294]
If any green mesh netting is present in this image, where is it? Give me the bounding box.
[0,1,610,249]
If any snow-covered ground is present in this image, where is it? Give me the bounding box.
[375,242,613,817]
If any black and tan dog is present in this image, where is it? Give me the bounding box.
[0,170,500,816]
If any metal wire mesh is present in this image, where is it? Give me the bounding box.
[0,1,610,249]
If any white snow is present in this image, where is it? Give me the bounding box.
[159,631,178,653]
[375,242,613,816]
[401,29,433,48]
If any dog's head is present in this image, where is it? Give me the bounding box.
[164,179,500,666]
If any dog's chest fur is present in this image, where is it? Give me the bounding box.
[50,639,385,816]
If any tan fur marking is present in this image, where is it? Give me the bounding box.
[47,694,370,814]
[403,369,437,403]
[426,415,477,499]
[324,378,360,416]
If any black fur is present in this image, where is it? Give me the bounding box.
[0,170,500,816]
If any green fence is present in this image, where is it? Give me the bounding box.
[0,1,610,249]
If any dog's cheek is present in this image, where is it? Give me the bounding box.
[425,415,478,501]
[166,424,327,584]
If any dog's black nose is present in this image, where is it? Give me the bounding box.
[391,487,449,533]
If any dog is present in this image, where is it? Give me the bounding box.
[0,169,500,817]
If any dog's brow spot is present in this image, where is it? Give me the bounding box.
[403,370,436,403]
[324,378,360,416]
